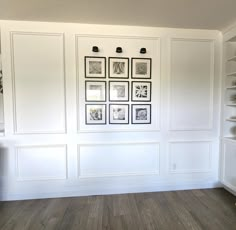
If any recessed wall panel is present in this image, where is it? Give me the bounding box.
[169,39,214,130]
[79,143,160,178]
[11,32,66,133]
[16,145,67,181]
[169,141,212,173]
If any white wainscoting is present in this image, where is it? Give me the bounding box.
[15,145,68,181]
[78,142,160,178]
[10,32,67,134]
[168,141,212,174]
[221,140,236,191]
[169,38,214,131]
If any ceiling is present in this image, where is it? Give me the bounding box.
[0,0,236,30]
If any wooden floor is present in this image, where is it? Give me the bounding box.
[0,188,236,230]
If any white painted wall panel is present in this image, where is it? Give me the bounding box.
[169,141,212,173]
[222,141,236,190]
[16,145,67,181]
[79,143,159,178]
[76,36,160,132]
[11,33,66,133]
[169,39,214,130]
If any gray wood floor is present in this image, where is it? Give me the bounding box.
[0,188,236,230]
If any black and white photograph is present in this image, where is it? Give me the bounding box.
[85,81,106,102]
[131,58,152,79]
[85,56,106,78]
[109,104,129,124]
[109,57,129,79]
[85,104,106,124]
[131,81,151,101]
[109,81,129,101]
[132,104,151,124]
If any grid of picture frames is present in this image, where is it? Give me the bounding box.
[84,56,152,125]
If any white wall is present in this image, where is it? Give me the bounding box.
[0,20,221,201]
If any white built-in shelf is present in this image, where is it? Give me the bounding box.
[224,137,236,142]
[226,118,236,122]
[226,72,236,77]
[227,56,236,62]
[226,86,236,89]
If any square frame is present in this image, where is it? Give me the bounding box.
[131,104,151,124]
[109,57,129,79]
[109,104,129,124]
[85,104,106,125]
[109,81,129,102]
[85,56,106,78]
[131,81,151,102]
[85,81,106,102]
[131,58,152,79]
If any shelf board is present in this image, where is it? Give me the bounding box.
[227,56,236,62]
[226,71,236,77]
[226,86,236,89]
[226,103,236,106]
[226,118,236,122]
[224,137,236,142]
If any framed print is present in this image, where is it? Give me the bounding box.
[85,104,106,125]
[131,58,151,79]
[131,81,151,102]
[109,57,129,79]
[132,104,151,124]
[109,104,129,124]
[85,56,106,78]
[109,81,129,101]
[85,81,106,102]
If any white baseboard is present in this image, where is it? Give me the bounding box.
[0,179,222,201]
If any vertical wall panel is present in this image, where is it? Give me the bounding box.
[169,39,214,130]
[168,141,212,173]
[16,145,67,181]
[11,32,66,133]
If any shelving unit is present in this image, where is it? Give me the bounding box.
[221,33,236,195]
[223,37,236,139]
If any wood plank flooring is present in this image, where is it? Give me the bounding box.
[0,188,236,230]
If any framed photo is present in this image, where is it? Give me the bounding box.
[109,104,129,124]
[85,81,106,102]
[131,81,151,102]
[109,81,129,101]
[85,104,106,125]
[132,104,151,124]
[109,57,129,79]
[131,58,151,79]
[85,56,106,78]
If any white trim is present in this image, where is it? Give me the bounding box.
[77,141,160,178]
[167,140,213,174]
[15,144,68,181]
[168,38,215,131]
[10,31,67,134]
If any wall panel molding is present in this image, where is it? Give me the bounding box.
[168,38,215,131]
[15,144,68,181]
[77,141,160,178]
[168,141,212,174]
[10,31,67,134]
